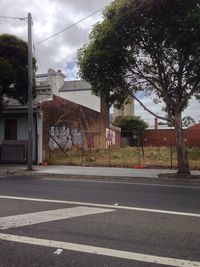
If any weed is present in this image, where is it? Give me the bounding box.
[47,146,200,169]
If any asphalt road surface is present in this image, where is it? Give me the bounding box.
[0,176,199,267]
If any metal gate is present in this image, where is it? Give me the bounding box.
[0,140,27,163]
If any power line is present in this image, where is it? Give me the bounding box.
[35,5,107,46]
[0,15,27,21]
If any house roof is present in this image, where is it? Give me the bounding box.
[1,103,40,114]
[0,92,40,117]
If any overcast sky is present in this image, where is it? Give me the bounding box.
[0,0,112,78]
[0,0,199,126]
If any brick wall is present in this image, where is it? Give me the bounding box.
[186,124,200,147]
[142,123,200,147]
[41,95,110,158]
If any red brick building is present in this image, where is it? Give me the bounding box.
[36,71,121,161]
[41,95,121,160]
[142,123,200,147]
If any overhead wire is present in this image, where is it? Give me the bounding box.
[34,4,109,74]
[0,3,109,52]
[0,15,27,21]
[35,5,108,46]
[1,4,109,72]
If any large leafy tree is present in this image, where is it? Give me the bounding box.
[0,34,36,112]
[78,0,200,175]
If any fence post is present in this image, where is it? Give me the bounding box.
[170,143,173,169]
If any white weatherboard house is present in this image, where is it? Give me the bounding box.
[0,101,43,164]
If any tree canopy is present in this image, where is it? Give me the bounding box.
[78,0,200,175]
[113,115,147,137]
[0,34,36,111]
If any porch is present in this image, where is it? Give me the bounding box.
[0,105,42,164]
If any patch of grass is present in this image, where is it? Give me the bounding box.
[47,146,200,169]
[188,147,200,160]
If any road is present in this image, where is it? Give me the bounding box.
[0,176,199,266]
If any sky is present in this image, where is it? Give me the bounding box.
[0,0,199,126]
[0,0,112,78]
[134,95,200,127]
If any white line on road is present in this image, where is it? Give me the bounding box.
[0,206,114,229]
[0,195,200,218]
[42,177,200,189]
[0,233,199,267]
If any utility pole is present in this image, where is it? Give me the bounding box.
[27,12,33,171]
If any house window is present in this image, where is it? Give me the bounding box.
[5,119,17,140]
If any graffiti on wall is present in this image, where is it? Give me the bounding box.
[49,125,84,150]
[87,134,94,149]
[106,128,115,148]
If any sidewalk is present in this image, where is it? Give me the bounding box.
[0,164,200,181]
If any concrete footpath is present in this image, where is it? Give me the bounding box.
[0,164,200,181]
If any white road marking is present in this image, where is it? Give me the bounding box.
[54,248,63,255]
[0,195,199,218]
[0,206,114,230]
[42,177,200,189]
[0,233,199,267]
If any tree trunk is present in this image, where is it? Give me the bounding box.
[174,112,190,175]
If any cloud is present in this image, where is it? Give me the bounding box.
[0,0,113,77]
[135,94,200,126]
[1,0,199,124]
[56,0,110,15]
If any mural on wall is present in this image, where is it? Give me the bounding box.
[49,125,84,150]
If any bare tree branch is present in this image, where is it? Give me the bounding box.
[131,93,170,121]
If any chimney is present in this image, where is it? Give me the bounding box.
[154,117,158,130]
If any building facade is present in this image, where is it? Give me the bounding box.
[36,69,121,162]
[0,103,42,164]
[36,69,101,112]
[0,69,121,164]
[142,123,200,147]
[112,95,134,122]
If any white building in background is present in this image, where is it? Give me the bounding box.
[36,69,100,112]
[112,95,134,122]
[59,80,100,112]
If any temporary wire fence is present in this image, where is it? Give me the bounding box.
[47,142,200,170]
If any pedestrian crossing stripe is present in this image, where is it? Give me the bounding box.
[0,206,115,229]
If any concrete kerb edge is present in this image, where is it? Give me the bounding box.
[1,169,200,183]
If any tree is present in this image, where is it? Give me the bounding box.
[113,115,147,145]
[78,0,200,175]
[0,34,36,112]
